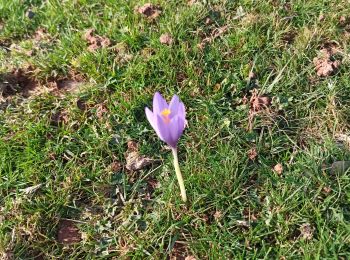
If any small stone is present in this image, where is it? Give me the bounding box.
[330,161,350,174]
[26,10,35,19]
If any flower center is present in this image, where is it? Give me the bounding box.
[161,108,171,123]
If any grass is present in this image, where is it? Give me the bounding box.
[1,0,350,258]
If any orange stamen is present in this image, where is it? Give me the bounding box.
[161,109,171,123]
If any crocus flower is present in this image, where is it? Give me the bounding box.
[145,92,186,148]
[145,92,187,202]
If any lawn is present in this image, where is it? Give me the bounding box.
[1,0,350,258]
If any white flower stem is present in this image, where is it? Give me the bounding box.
[171,147,187,202]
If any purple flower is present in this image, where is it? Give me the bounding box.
[145,92,188,202]
[145,92,186,148]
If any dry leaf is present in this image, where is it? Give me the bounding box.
[51,110,69,125]
[300,223,314,240]
[205,17,213,25]
[185,256,197,260]
[56,79,83,92]
[170,242,189,260]
[25,50,34,56]
[83,29,94,41]
[57,219,81,245]
[1,251,14,260]
[145,176,159,199]
[83,29,111,52]
[20,183,42,194]
[95,102,109,119]
[141,47,156,59]
[246,89,272,132]
[237,220,250,227]
[248,148,258,160]
[213,83,221,92]
[313,57,340,77]
[110,161,122,172]
[274,163,283,175]
[281,31,296,44]
[33,28,48,41]
[159,33,173,45]
[127,140,138,151]
[235,6,246,19]
[176,72,187,84]
[187,0,198,6]
[251,213,258,221]
[313,45,341,77]
[125,140,154,171]
[250,94,271,112]
[113,43,133,64]
[335,133,350,149]
[198,25,228,49]
[76,99,87,111]
[126,151,153,171]
[214,211,222,220]
[323,186,331,194]
[243,208,258,222]
[248,71,256,80]
[137,3,161,19]
[339,16,347,26]
[318,14,325,22]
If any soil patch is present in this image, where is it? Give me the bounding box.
[0,68,37,98]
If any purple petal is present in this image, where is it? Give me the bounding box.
[156,115,185,148]
[170,95,186,122]
[146,92,186,147]
[153,92,168,114]
[169,95,180,118]
[156,114,171,145]
[169,115,185,146]
[145,107,157,131]
[178,102,186,121]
